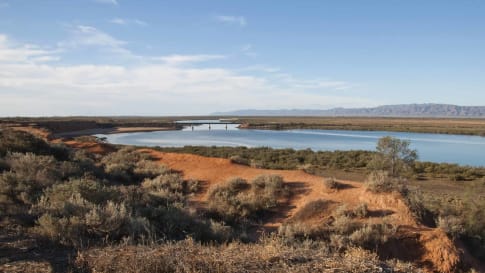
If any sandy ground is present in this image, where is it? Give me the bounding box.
[139,149,462,273]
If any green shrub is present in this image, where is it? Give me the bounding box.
[0,152,92,212]
[207,176,288,224]
[142,173,199,202]
[101,147,166,183]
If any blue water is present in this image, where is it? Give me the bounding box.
[97,122,485,167]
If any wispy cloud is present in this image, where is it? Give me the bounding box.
[0,32,372,116]
[155,54,226,66]
[93,0,118,5]
[215,15,247,26]
[109,18,148,26]
[0,34,59,64]
[241,43,257,57]
[58,25,139,59]
[241,65,280,73]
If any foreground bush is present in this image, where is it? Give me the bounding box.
[365,171,404,193]
[207,175,289,224]
[101,147,167,183]
[74,237,418,273]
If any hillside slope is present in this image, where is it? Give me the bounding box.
[213,103,485,117]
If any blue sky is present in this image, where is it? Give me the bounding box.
[0,0,484,116]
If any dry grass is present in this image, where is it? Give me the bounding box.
[74,237,419,273]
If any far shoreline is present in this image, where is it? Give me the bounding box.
[54,127,177,138]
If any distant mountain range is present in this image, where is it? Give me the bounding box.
[212,104,485,118]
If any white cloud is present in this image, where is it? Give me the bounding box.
[62,25,125,48]
[215,15,247,26]
[0,33,375,116]
[155,54,226,66]
[58,25,138,59]
[241,65,280,73]
[109,18,126,25]
[93,0,118,5]
[109,18,148,26]
[241,43,257,57]
[0,35,59,64]
[133,19,148,26]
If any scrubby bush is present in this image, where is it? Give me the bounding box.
[141,173,199,203]
[157,146,374,171]
[229,155,249,166]
[207,175,289,224]
[101,147,166,183]
[353,203,369,218]
[349,223,396,249]
[365,171,403,193]
[0,153,81,211]
[156,145,485,182]
[324,177,339,189]
[400,187,434,226]
[74,135,106,143]
[438,215,465,238]
[0,129,52,157]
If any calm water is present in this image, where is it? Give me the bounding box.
[97,121,485,166]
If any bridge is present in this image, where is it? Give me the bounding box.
[175,121,239,131]
[176,122,238,125]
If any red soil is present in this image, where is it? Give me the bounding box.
[140,149,461,273]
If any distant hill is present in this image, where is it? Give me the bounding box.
[212,104,485,118]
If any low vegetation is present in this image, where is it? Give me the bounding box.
[237,116,485,136]
[207,175,289,226]
[0,129,483,272]
[75,236,417,273]
[156,145,485,181]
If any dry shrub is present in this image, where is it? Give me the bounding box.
[352,203,369,218]
[229,155,249,166]
[365,171,404,193]
[0,129,54,157]
[74,236,418,273]
[438,215,465,238]
[291,199,333,222]
[207,175,288,223]
[0,153,81,209]
[142,173,199,196]
[323,177,340,189]
[349,223,396,249]
[332,214,359,235]
[101,147,166,183]
[73,135,104,143]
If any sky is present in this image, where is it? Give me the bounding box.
[0,0,484,116]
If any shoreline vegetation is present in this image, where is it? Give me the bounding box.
[237,116,485,136]
[2,116,485,137]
